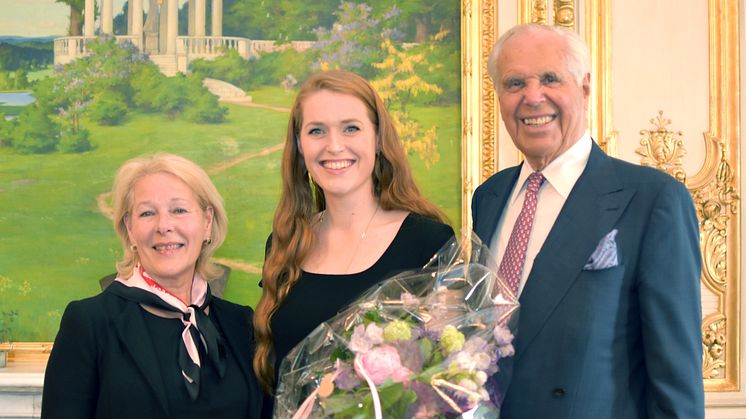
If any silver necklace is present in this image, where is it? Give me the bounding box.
[320,204,380,274]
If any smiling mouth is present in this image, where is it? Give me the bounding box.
[322,160,354,170]
[153,243,183,252]
[521,115,556,126]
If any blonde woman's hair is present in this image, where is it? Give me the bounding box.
[253,69,448,393]
[112,153,227,281]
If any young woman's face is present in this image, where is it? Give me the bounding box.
[298,90,378,200]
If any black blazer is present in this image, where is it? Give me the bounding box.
[41,287,262,419]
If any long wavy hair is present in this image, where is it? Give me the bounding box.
[112,153,228,282]
[253,69,448,393]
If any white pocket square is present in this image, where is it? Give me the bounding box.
[584,229,619,270]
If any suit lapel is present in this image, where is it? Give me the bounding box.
[112,298,172,417]
[474,166,521,246]
[514,144,636,359]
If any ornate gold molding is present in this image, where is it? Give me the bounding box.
[696,0,740,391]
[634,0,740,392]
[636,111,687,183]
[637,105,739,388]
[461,0,498,231]
[519,0,547,24]
[584,0,617,155]
[0,342,53,363]
[553,0,575,29]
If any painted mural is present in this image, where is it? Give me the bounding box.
[0,0,460,341]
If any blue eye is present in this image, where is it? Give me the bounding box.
[541,73,560,84]
[173,207,188,214]
[503,78,525,91]
[344,125,360,134]
[138,210,154,217]
[308,127,324,136]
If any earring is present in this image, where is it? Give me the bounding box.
[130,244,137,252]
[203,238,212,245]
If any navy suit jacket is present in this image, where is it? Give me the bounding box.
[472,143,704,418]
[41,287,262,419]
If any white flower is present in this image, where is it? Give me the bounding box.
[498,344,515,358]
[349,323,384,353]
[474,371,488,385]
[493,325,514,346]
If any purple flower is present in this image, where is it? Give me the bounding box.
[333,361,362,390]
[392,339,424,373]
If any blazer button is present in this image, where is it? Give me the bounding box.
[552,388,566,398]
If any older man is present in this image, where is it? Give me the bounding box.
[472,24,704,418]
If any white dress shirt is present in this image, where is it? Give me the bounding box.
[490,133,593,296]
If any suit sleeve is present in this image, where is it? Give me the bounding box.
[638,180,704,418]
[41,301,99,419]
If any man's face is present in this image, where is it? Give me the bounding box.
[496,30,590,171]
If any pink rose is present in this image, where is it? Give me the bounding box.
[354,345,412,385]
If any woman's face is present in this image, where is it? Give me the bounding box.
[298,89,377,201]
[125,172,213,286]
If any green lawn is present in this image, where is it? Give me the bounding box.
[0,92,460,341]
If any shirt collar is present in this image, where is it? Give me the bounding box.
[512,132,592,201]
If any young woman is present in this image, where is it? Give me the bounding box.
[253,70,454,417]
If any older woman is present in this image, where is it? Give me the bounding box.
[42,154,262,419]
[254,70,455,417]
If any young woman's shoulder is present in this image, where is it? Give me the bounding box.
[400,212,455,257]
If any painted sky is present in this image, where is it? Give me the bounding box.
[1,0,127,37]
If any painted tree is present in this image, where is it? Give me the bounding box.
[225,0,338,40]
[56,0,86,36]
[371,37,444,168]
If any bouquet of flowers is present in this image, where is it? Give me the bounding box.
[274,234,519,418]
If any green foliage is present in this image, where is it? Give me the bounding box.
[0,41,53,72]
[0,115,14,147]
[190,50,253,89]
[313,2,401,78]
[224,0,337,40]
[0,72,11,90]
[250,49,313,88]
[130,64,167,112]
[222,0,458,43]
[13,69,30,89]
[89,89,129,125]
[151,74,190,118]
[58,125,93,153]
[414,35,461,105]
[183,76,227,123]
[191,48,312,91]
[0,69,32,90]
[0,310,18,343]
[11,104,59,154]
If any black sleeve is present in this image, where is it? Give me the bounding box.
[41,301,99,419]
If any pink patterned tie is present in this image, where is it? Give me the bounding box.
[498,172,545,293]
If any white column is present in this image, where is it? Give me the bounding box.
[84,0,95,37]
[195,0,205,36]
[131,0,143,47]
[211,0,222,37]
[188,0,195,36]
[167,0,178,53]
[101,0,113,34]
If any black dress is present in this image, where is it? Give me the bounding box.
[262,213,454,418]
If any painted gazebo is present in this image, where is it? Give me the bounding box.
[54,0,257,75]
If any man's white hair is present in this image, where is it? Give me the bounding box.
[487,23,591,91]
